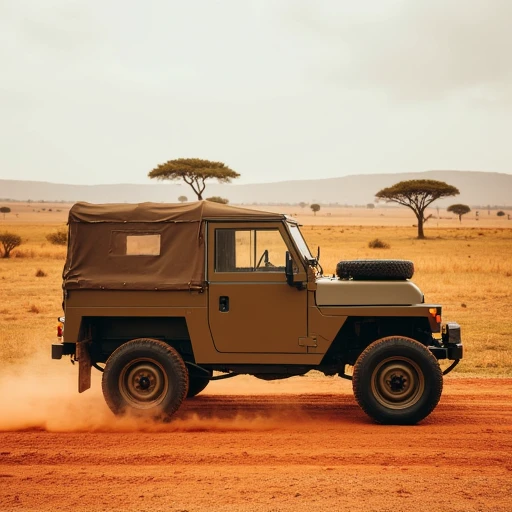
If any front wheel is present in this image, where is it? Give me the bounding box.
[352,336,443,425]
[102,338,189,420]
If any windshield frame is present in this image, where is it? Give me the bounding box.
[286,221,314,262]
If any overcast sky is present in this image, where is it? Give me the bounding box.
[1,0,511,185]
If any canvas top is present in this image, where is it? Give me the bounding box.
[63,201,290,292]
[68,201,286,223]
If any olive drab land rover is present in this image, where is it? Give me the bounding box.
[52,201,463,425]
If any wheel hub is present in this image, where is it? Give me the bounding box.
[371,357,425,410]
[388,373,407,392]
[119,359,169,409]
[138,375,151,391]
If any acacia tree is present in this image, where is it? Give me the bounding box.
[0,232,22,258]
[148,158,240,200]
[376,180,459,239]
[0,207,11,220]
[447,204,471,223]
[178,195,188,203]
[310,203,320,216]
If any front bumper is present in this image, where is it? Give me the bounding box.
[429,343,463,360]
[429,321,463,360]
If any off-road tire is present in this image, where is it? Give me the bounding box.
[102,338,189,420]
[336,259,414,280]
[187,369,212,398]
[352,336,443,425]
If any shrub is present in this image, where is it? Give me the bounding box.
[12,249,36,259]
[46,229,68,246]
[28,304,40,314]
[497,211,505,217]
[35,269,47,277]
[206,196,229,204]
[368,238,390,249]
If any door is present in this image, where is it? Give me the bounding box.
[208,223,308,353]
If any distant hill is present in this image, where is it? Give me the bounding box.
[0,171,510,207]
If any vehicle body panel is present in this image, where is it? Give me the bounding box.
[315,278,424,306]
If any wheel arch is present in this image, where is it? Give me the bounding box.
[320,315,434,367]
[78,316,196,365]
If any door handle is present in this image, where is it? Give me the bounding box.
[219,296,229,312]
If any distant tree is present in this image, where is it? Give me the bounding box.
[366,203,375,209]
[178,195,188,203]
[206,196,229,204]
[497,210,505,217]
[148,158,240,200]
[447,204,471,223]
[0,206,11,220]
[299,202,308,209]
[310,203,320,216]
[0,232,22,258]
[376,180,459,239]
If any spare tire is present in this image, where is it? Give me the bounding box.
[336,259,414,280]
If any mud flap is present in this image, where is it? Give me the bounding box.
[76,340,91,393]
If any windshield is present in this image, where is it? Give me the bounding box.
[287,223,314,261]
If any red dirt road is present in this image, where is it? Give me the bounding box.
[1,377,511,512]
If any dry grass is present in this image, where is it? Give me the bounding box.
[0,209,511,376]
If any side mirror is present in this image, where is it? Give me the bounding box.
[285,251,304,289]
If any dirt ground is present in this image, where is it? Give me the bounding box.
[1,375,511,512]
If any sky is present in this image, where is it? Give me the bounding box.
[1,0,511,186]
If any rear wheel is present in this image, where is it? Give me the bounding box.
[187,369,212,398]
[352,336,442,425]
[102,338,189,419]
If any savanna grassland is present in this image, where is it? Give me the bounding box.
[0,202,511,375]
[1,202,512,512]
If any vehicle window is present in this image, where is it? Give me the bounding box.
[110,231,161,256]
[126,234,161,255]
[215,229,288,272]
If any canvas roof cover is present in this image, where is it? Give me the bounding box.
[63,201,287,291]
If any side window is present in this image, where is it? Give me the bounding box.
[110,231,161,256]
[215,229,288,272]
[126,234,160,255]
